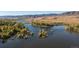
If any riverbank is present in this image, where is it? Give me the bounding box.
[32,15,79,26]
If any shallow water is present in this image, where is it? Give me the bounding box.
[0,23,79,48]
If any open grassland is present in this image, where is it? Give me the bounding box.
[32,15,79,26]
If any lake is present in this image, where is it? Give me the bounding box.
[0,21,79,48]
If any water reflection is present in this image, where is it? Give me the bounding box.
[0,38,12,44]
[65,25,79,34]
[1,23,79,48]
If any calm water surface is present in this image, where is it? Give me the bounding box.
[0,20,79,48]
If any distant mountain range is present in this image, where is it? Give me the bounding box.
[0,11,79,19]
[62,11,79,15]
[0,14,58,19]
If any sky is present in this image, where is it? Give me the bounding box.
[0,11,65,16]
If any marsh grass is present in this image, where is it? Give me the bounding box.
[0,19,33,40]
[38,29,48,38]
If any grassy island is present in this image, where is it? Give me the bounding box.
[0,19,33,39]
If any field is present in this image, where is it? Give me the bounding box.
[32,15,79,25]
